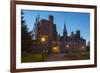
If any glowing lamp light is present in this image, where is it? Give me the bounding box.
[52,46,60,53]
[53,47,57,50]
[66,45,69,48]
[41,37,45,42]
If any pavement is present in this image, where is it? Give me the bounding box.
[47,53,68,61]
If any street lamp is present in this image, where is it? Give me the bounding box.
[41,37,46,61]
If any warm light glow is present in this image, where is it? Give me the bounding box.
[41,37,45,42]
[66,44,69,48]
[53,47,57,50]
[52,46,60,53]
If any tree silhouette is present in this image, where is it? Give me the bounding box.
[21,11,33,55]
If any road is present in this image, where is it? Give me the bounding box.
[47,53,68,61]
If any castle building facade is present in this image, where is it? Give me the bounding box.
[32,15,86,53]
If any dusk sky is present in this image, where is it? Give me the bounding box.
[22,10,90,43]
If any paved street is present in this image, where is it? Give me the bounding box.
[47,53,68,61]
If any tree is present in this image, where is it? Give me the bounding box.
[21,11,33,55]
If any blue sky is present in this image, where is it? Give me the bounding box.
[22,10,90,43]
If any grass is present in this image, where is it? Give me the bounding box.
[21,53,48,63]
[79,51,90,59]
[64,51,90,60]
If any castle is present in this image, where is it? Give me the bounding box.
[31,15,86,53]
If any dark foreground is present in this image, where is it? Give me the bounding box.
[21,51,90,63]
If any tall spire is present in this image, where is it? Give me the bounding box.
[63,21,67,37]
[32,14,40,40]
[36,13,40,24]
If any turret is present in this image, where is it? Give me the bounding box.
[75,30,80,39]
[49,15,54,24]
[63,22,67,37]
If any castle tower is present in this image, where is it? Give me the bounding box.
[76,30,80,39]
[63,22,67,37]
[71,31,74,38]
[49,15,54,24]
[48,15,54,41]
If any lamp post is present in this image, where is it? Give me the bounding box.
[41,37,46,61]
